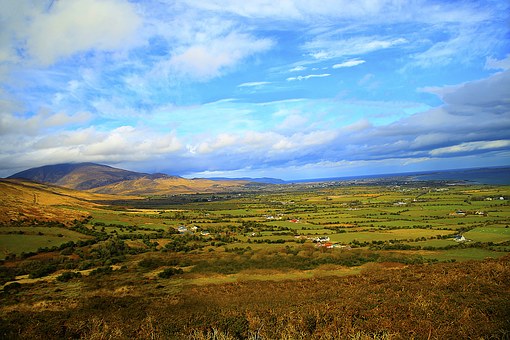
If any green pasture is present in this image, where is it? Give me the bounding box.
[248,234,296,242]
[0,227,92,258]
[327,229,452,243]
[192,222,241,229]
[464,227,510,243]
[422,248,508,262]
[486,210,510,218]
[92,225,163,236]
[356,220,429,228]
[403,239,458,248]
[0,226,92,238]
[264,220,320,230]
[207,208,263,217]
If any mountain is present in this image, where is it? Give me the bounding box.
[8,163,250,195]
[8,163,151,190]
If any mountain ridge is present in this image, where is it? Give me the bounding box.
[8,163,250,195]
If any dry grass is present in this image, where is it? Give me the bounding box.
[0,179,139,223]
[88,177,249,195]
[1,256,509,339]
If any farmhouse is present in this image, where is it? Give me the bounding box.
[453,235,466,242]
[313,236,330,243]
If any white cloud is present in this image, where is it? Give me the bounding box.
[23,0,142,65]
[430,140,510,156]
[160,32,273,81]
[306,37,407,60]
[238,81,271,87]
[183,0,462,23]
[0,1,40,63]
[0,110,91,135]
[289,65,307,72]
[196,133,238,154]
[0,120,183,173]
[184,0,302,20]
[287,73,331,81]
[276,114,308,131]
[485,54,510,71]
[333,59,366,68]
[409,23,504,68]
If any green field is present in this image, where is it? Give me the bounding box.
[421,248,508,261]
[464,226,510,242]
[0,226,92,256]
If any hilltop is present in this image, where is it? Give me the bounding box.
[8,163,250,195]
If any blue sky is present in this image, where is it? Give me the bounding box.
[0,0,509,180]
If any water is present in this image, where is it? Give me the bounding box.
[408,167,510,185]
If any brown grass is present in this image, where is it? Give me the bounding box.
[0,179,140,223]
[1,256,509,339]
[88,177,249,195]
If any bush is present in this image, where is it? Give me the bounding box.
[89,266,113,276]
[138,257,164,269]
[3,282,22,292]
[56,271,82,282]
[158,267,183,278]
[28,263,58,279]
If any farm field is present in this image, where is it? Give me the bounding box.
[1,181,509,339]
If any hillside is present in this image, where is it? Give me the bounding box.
[8,163,250,195]
[89,176,250,195]
[0,179,139,223]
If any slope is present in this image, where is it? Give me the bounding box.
[0,179,139,223]
[88,176,250,195]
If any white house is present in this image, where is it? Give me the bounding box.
[453,235,466,242]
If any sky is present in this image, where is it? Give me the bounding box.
[0,0,509,180]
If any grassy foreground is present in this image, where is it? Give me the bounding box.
[1,255,509,339]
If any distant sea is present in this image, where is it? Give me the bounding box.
[291,166,510,185]
[407,167,510,185]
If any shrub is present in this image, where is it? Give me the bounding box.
[28,263,58,279]
[158,267,183,278]
[138,257,164,269]
[3,282,22,292]
[89,266,113,276]
[56,271,82,282]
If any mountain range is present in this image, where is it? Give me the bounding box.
[7,163,510,198]
[7,163,251,195]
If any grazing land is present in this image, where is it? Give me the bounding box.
[1,180,509,339]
